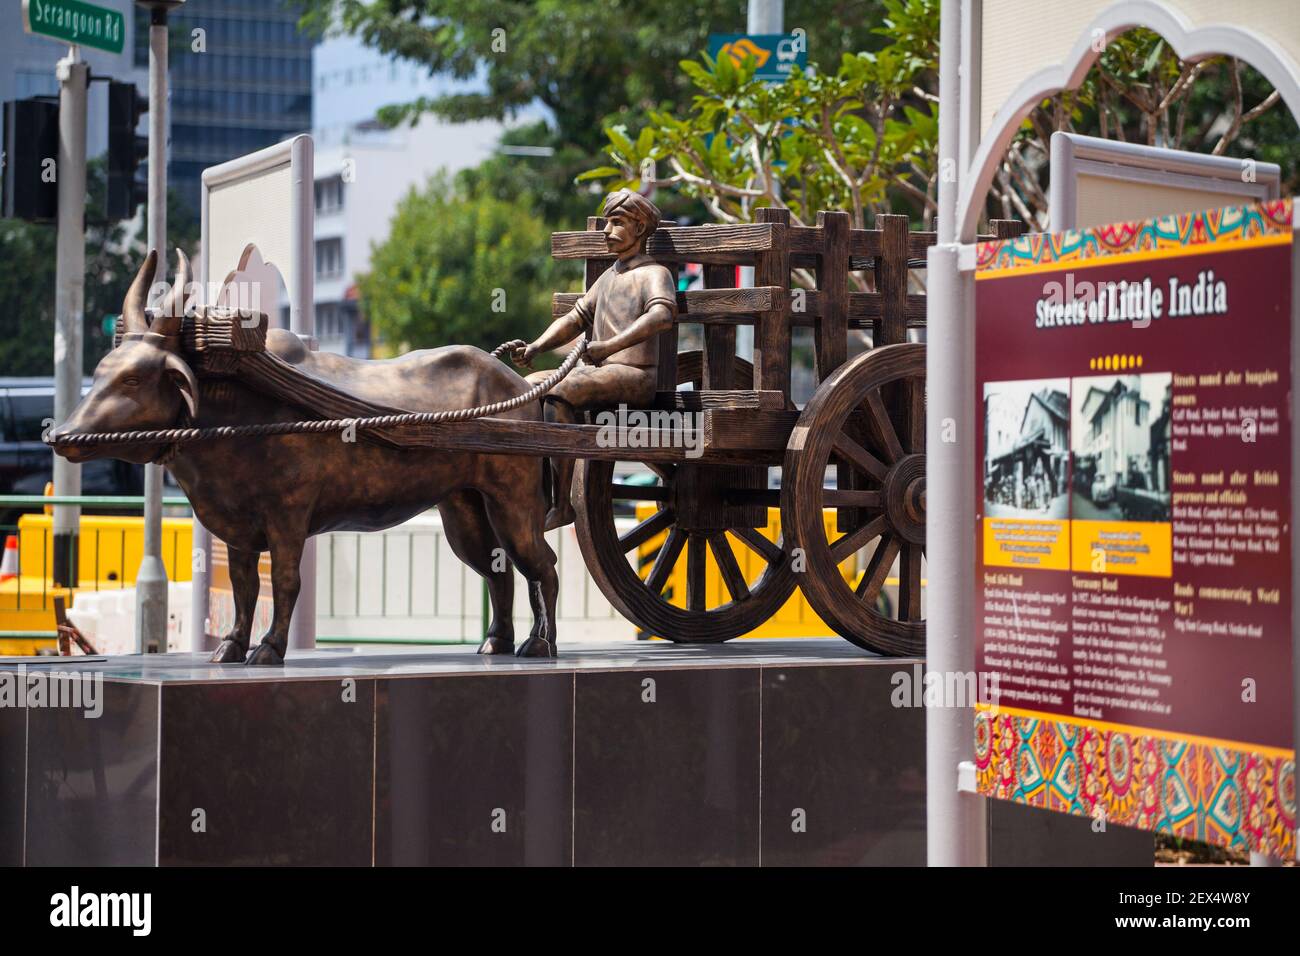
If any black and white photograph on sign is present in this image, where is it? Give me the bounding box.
[1070,373,1173,522]
[982,378,1070,518]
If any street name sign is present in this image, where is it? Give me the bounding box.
[22,0,125,55]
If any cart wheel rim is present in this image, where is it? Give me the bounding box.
[781,343,927,657]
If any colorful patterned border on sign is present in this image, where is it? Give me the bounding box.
[974,198,1292,275]
[976,707,1296,858]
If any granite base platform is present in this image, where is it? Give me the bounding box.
[0,640,1151,866]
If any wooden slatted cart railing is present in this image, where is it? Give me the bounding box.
[553,208,1025,655]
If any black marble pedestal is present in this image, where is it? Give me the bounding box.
[0,640,1151,866]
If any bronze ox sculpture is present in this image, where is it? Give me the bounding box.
[53,250,559,664]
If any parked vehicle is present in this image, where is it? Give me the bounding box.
[1116,485,1168,521]
[0,379,146,525]
[1090,472,1116,505]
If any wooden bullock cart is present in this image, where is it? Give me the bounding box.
[546,208,1025,657]
[157,208,1022,657]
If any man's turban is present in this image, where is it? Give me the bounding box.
[603,189,662,235]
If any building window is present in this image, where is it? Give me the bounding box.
[316,238,344,279]
[315,177,344,215]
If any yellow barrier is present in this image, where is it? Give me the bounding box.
[634,504,867,638]
[0,514,193,647]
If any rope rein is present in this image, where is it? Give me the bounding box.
[48,337,587,450]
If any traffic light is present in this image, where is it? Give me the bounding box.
[106,79,148,222]
[1,97,60,222]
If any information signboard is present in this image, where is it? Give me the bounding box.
[973,199,1296,858]
[22,0,125,55]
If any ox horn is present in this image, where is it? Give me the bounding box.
[122,249,158,334]
[153,248,190,337]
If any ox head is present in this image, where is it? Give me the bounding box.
[55,250,200,464]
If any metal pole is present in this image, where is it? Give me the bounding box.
[735,0,784,362]
[191,203,212,651]
[926,0,987,867]
[746,0,783,34]
[52,49,88,591]
[135,7,171,653]
[287,134,316,650]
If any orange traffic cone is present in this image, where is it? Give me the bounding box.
[0,535,18,583]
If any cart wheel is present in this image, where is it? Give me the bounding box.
[573,352,797,643]
[781,343,926,656]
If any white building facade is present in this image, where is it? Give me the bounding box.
[1079,379,1151,482]
[309,35,508,356]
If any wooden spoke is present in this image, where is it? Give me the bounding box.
[822,489,882,509]
[855,534,899,602]
[618,508,675,553]
[610,482,671,501]
[864,389,905,464]
[709,533,751,602]
[830,514,888,563]
[648,462,676,485]
[832,432,889,482]
[686,534,708,611]
[733,526,783,564]
[645,527,686,596]
[898,543,923,621]
[906,376,925,455]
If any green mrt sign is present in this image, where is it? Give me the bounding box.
[22,0,126,55]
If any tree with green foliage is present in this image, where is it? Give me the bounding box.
[581,0,940,232]
[1004,28,1298,227]
[359,174,568,359]
[298,0,911,233]
[0,160,199,377]
[300,0,895,154]
[583,7,1296,235]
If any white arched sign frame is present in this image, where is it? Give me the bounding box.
[956,0,1300,241]
[193,136,318,654]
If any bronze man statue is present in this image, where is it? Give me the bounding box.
[515,189,677,530]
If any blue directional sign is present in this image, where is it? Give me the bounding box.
[707,33,807,83]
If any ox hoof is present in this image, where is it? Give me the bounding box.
[515,636,556,659]
[245,643,285,666]
[208,639,248,664]
[477,635,515,655]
